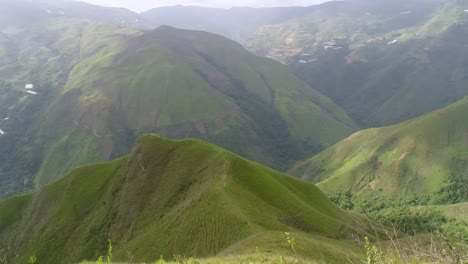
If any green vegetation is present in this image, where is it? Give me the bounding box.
[0,135,371,264]
[363,233,467,264]
[0,5,355,198]
[0,5,141,197]
[291,97,468,251]
[247,0,468,127]
[292,97,468,201]
[31,25,355,188]
[2,2,468,264]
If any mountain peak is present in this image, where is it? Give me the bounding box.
[0,135,369,263]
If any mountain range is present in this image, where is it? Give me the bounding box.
[0,0,467,263]
[246,0,468,126]
[0,2,355,198]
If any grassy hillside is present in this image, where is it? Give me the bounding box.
[0,135,370,264]
[0,3,355,198]
[0,4,141,197]
[32,25,355,188]
[291,97,468,204]
[247,0,468,127]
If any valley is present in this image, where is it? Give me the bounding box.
[0,0,466,263]
[246,0,468,127]
[0,3,355,198]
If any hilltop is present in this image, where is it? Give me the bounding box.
[0,135,370,264]
[32,25,355,188]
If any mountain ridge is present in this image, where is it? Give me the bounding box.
[0,5,355,198]
[0,135,370,263]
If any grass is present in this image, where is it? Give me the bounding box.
[437,202,468,222]
[248,0,468,128]
[0,135,372,264]
[76,229,468,264]
[1,23,357,196]
[0,16,141,196]
[291,97,468,200]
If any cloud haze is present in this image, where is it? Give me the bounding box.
[78,0,329,12]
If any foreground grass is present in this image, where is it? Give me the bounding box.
[77,231,468,264]
[80,255,318,264]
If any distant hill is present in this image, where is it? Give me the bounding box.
[0,4,142,197]
[246,0,468,127]
[291,97,468,203]
[0,0,152,29]
[31,26,355,188]
[0,135,370,264]
[0,6,355,198]
[141,6,320,41]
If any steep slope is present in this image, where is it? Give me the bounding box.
[0,3,355,198]
[291,97,468,203]
[247,0,445,62]
[0,4,141,197]
[247,0,468,127]
[31,25,355,189]
[0,135,370,264]
[141,6,322,41]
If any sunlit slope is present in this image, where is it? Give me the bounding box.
[34,26,355,187]
[292,97,468,197]
[0,135,369,264]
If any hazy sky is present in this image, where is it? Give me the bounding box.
[79,0,329,12]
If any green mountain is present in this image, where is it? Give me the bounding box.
[247,0,468,127]
[291,97,468,204]
[0,5,355,198]
[246,0,446,62]
[33,25,355,187]
[0,135,370,264]
[0,4,141,197]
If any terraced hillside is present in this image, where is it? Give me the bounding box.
[247,0,468,126]
[0,135,370,264]
[291,97,468,204]
[247,0,446,63]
